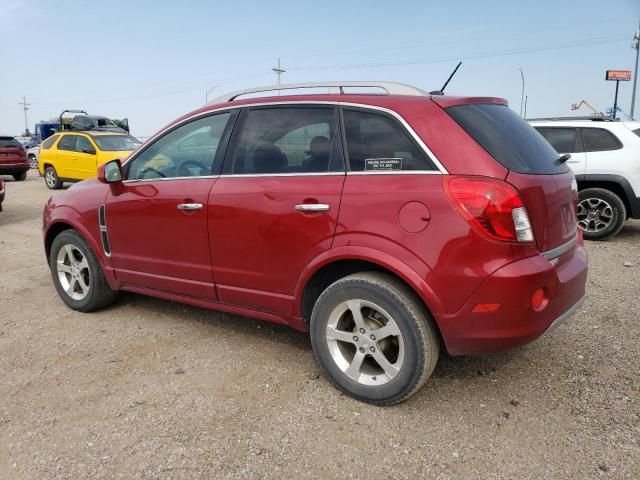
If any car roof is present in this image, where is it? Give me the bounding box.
[528,118,632,129]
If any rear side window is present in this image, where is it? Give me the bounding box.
[633,128,640,138]
[447,104,568,174]
[343,109,435,171]
[535,127,582,153]
[232,107,343,174]
[0,137,22,148]
[57,135,76,151]
[580,128,622,152]
[41,135,59,149]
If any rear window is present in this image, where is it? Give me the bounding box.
[0,137,22,148]
[92,135,140,151]
[446,104,568,174]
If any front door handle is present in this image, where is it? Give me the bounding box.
[177,203,203,210]
[295,203,330,212]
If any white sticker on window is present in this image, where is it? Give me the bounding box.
[364,158,402,171]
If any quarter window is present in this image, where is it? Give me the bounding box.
[57,135,76,151]
[342,109,435,171]
[580,128,622,152]
[41,135,58,149]
[232,107,342,174]
[535,127,582,153]
[126,113,231,180]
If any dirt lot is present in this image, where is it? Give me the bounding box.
[0,171,638,479]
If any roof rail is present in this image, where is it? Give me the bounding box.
[528,116,619,122]
[209,81,429,104]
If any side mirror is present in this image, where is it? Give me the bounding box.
[98,159,123,184]
[83,148,96,155]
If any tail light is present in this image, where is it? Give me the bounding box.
[0,180,4,192]
[444,176,534,243]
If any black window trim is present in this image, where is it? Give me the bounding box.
[122,109,240,182]
[579,127,623,152]
[221,104,346,176]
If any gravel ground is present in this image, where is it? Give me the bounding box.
[0,171,639,480]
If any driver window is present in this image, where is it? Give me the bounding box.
[127,113,230,180]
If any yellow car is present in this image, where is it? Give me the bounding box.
[38,131,141,189]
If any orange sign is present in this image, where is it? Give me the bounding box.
[606,70,632,81]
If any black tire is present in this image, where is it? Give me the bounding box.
[28,154,38,169]
[44,166,62,189]
[13,171,27,181]
[310,272,439,405]
[577,188,626,241]
[49,230,118,312]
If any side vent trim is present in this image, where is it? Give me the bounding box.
[99,204,111,256]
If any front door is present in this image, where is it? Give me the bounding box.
[106,111,234,299]
[71,135,98,179]
[209,106,345,314]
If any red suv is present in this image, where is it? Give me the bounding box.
[43,82,587,404]
[0,136,29,181]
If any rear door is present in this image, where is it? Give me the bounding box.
[580,127,624,175]
[535,126,587,175]
[209,105,345,314]
[447,104,577,252]
[54,135,76,178]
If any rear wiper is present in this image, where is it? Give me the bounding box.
[555,153,571,165]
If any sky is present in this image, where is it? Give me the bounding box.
[1,0,639,138]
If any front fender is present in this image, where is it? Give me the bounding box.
[43,205,119,290]
[292,245,444,318]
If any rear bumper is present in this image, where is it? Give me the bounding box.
[435,238,588,355]
[0,162,29,175]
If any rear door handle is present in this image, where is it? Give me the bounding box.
[177,203,203,210]
[295,204,330,212]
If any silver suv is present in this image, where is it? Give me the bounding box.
[530,117,640,240]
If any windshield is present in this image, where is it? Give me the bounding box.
[446,104,569,174]
[0,137,22,148]
[92,135,141,151]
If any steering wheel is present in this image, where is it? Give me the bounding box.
[177,160,209,177]
[138,167,166,179]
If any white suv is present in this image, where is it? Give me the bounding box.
[529,118,640,240]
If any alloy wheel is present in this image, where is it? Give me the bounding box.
[56,244,91,301]
[325,299,404,386]
[45,169,56,188]
[577,197,613,233]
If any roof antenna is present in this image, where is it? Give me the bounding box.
[430,61,462,95]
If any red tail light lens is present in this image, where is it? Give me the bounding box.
[444,176,534,243]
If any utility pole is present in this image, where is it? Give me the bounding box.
[19,96,30,136]
[631,21,640,118]
[272,58,285,86]
[518,68,525,117]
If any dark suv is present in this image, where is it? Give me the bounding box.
[43,82,588,404]
[0,136,29,181]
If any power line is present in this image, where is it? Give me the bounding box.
[288,34,628,72]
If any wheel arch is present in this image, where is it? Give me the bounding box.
[576,174,640,219]
[294,247,445,327]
